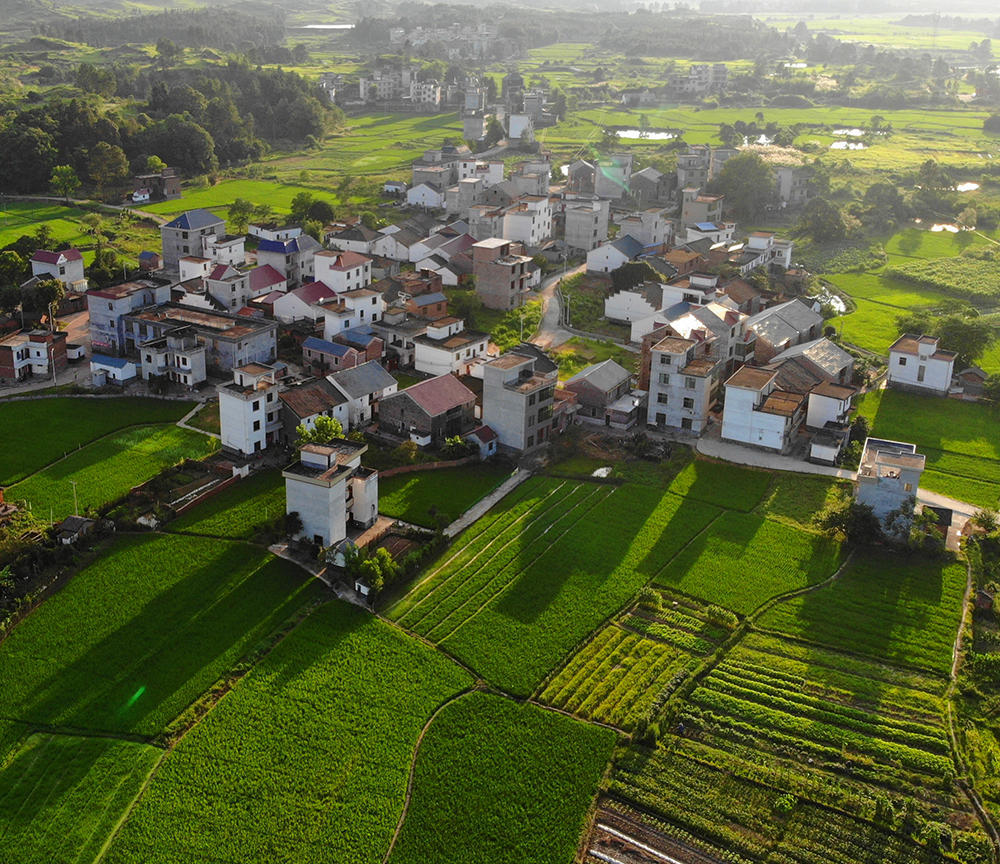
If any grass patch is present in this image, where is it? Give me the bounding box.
[654,512,842,613]
[553,336,637,380]
[8,425,217,520]
[0,397,194,485]
[0,734,162,864]
[887,256,1000,300]
[377,463,511,527]
[185,400,220,435]
[389,692,614,864]
[756,473,850,531]
[757,550,967,675]
[104,602,471,864]
[0,534,318,735]
[170,469,284,539]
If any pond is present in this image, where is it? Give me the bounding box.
[810,288,846,314]
[295,23,355,29]
[956,182,980,192]
[615,129,678,140]
[743,134,773,145]
[833,128,865,136]
[830,141,866,150]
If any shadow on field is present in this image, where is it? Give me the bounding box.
[15,539,312,735]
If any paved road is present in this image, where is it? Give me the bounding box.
[444,469,532,538]
[531,264,585,350]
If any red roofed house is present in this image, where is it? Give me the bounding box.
[31,249,86,288]
[378,373,477,446]
[463,424,498,459]
[313,250,372,294]
[249,264,287,297]
[271,281,339,323]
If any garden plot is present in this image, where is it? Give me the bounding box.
[388,692,614,864]
[104,602,471,864]
[0,534,317,735]
[0,734,162,864]
[539,589,734,730]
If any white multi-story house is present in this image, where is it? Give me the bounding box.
[138,326,207,388]
[502,196,552,249]
[317,289,385,337]
[615,208,672,251]
[855,438,925,533]
[313,250,373,294]
[30,249,86,288]
[564,199,609,252]
[458,159,504,186]
[218,363,282,455]
[413,317,490,376]
[721,365,806,453]
[283,440,379,549]
[887,334,956,396]
[646,335,719,433]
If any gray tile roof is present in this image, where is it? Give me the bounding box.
[328,360,396,399]
[564,358,631,391]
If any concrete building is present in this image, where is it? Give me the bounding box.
[313,250,373,294]
[615,208,672,251]
[137,326,206,388]
[413,317,489,376]
[87,278,173,356]
[472,238,533,310]
[746,299,825,363]
[272,281,338,324]
[856,438,925,532]
[721,365,805,453]
[160,209,226,270]
[562,359,632,423]
[379,373,477,446]
[317,289,385,338]
[481,351,557,452]
[629,167,672,209]
[586,235,644,274]
[594,154,633,199]
[278,378,350,443]
[255,234,323,290]
[681,189,724,229]
[89,354,137,386]
[776,165,814,209]
[887,334,956,396]
[564,199,609,253]
[0,329,67,384]
[327,360,398,427]
[30,249,86,288]
[646,335,719,433]
[218,363,282,455]
[502,196,552,248]
[283,440,378,549]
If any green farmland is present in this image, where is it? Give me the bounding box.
[169,468,285,539]
[377,462,512,527]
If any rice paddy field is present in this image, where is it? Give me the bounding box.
[377,462,512,527]
[169,468,285,539]
[0,396,195,485]
[7,424,217,520]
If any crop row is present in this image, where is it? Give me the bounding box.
[639,597,731,641]
[414,483,611,642]
[389,476,563,622]
[539,625,696,728]
[622,614,716,654]
[438,484,720,696]
[104,603,472,864]
[169,469,285,539]
[387,692,615,864]
[683,687,953,775]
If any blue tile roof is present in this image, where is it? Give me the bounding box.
[91,354,131,369]
[339,325,378,347]
[257,238,294,255]
[611,235,644,258]
[303,336,350,357]
[695,221,719,231]
[164,209,224,230]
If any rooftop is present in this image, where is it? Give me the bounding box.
[726,366,776,390]
[759,389,804,417]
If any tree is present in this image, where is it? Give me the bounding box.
[307,199,336,224]
[485,116,505,148]
[87,142,128,196]
[985,114,1000,134]
[934,313,994,367]
[156,38,180,67]
[88,247,123,288]
[295,415,344,449]
[49,165,81,203]
[359,210,380,230]
[290,191,314,224]
[303,220,323,242]
[611,261,658,293]
[707,152,775,220]
[21,278,64,330]
[228,198,255,233]
[0,251,27,286]
[798,198,846,242]
[817,498,883,545]
[0,126,56,193]
[0,285,21,316]
[146,155,166,174]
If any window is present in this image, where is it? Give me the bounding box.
[253,420,261,431]
[527,435,534,447]
[917,365,926,383]
[660,355,671,365]
[656,393,668,405]
[659,373,670,385]
[528,393,536,406]
[685,377,696,389]
[898,357,907,366]
[683,397,694,409]
[108,302,113,310]
[904,482,913,492]
[252,400,260,411]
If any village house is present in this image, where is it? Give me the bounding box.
[218,363,282,456]
[326,223,381,255]
[472,238,533,310]
[271,281,338,324]
[313,250,373,293]
[132,165,180,203]
[160,209,226,270]
[407,182,445,210]
[629,167,673,209]
[594,153,633,199]
[89,353,138,386]
[87,277,173,356]
[327,360,398,427]
[30,249,86,289]
[745,299,825,363]
[855,437,925,533]
[887,333,956,396]
[681,189,724,229]
[137,325,206,388]
[0,329,67,383]
[283,440,379,549]
[301,336,364,376]
[413,317,490,376]
[278,378,350,444]
[379,373,478,446]
[316,289,385,338]
[405,291,449,321]
[481,350,558,452]
[464,425,499,459]
[586,235,645,274]
[562,359,632,423]
[333,325,385,364]
[721,365,805,453]
[563,199,610,253]
[249,223,302,243]
[371,312,429,369]
[614,208,672,252]
[255,234,323,290]
[645,335,719,433]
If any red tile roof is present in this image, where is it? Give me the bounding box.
[249,264,286,292]
[316,250,371,270]
[32,248,82,264]
[404,374,476,416]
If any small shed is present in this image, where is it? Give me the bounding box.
[55,515,96,545]
[975,589,995,611]
[464,425,498,460]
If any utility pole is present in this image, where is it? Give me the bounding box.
[70,480,78,516]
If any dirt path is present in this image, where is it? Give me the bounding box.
[532,265,584,350]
